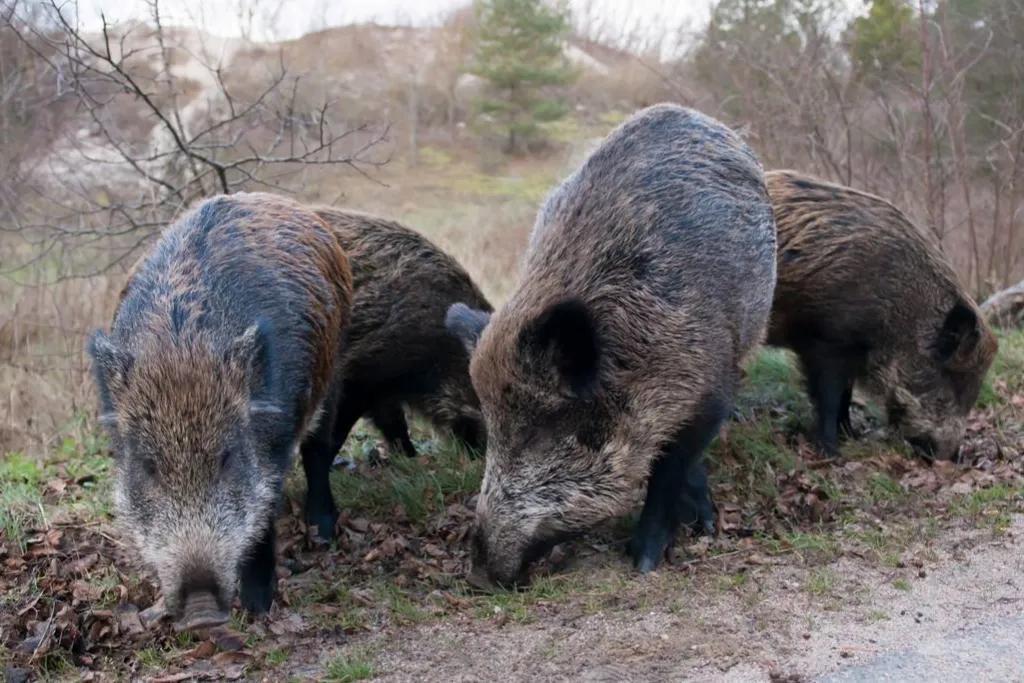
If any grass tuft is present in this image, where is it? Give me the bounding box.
[977,330,1024,409]
[327,423,483,524]
[806,568,837,597]
[324,648,376,682]
[0,452,45,549]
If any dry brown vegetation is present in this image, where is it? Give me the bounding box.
[0,0,1022,680]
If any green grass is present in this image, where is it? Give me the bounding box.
[327,424,483,525]
[714,417,799,502]
[806,568,837,597]
[955,484,1021,514]
[784,530,842,562]
[0,415,115,549]
[892,578,911,591]
[738,348,809,416]
[35,651,75,678]
[977,329,1024,409]
[136,647,169,670]
[376,582,429,625]
[714,572,749,592]
[324,648,376,682]
[289,578,370,632]
[866,473,907,506]
[951,484,1022,533]
[469,573,584,623]
[448,167,557,203]
[0,452,45,549]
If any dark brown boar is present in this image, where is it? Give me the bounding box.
[90,193,352,629]
[765,170,998,460]
[299,207,491,538]
[446,104,777,585]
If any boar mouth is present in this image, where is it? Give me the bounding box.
[906,435,942,461]
[465,563,502,593]
[469,532,573,592]
[173,590,230,632]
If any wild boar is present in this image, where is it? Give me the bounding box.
[90,193,352,630]
[300,208,491,539]
[446,104,777,584]
[314,207,491,456]
[765,170,998,460]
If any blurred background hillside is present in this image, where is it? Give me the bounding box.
[1,0,1023,454]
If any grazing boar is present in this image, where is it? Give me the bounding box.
[446,104,777,585]
[765,170,998,460]
[299,208,491,538]
[90,193,352,630]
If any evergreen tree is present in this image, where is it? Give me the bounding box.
[847,0,920,84]
[470,0,575,154]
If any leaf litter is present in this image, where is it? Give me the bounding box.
[1,385,1021,680]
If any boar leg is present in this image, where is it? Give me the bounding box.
[838,382,855,438]
[801,347,857,457]
[325,390,369,471]
[630,396,727,573]
[302,391,350,541]
[238,522,276,614]
[369,403,418,458]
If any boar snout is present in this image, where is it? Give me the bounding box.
[468,522,565,591]
[172,570,231,632]
[907,433,961,463]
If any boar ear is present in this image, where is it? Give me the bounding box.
[935,301,983,370]
[445,303,491,354]
[227,321,275,395]
[527,299,601,396]
[87,331,133,414]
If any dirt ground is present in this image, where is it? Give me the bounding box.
[365,516,1023,682]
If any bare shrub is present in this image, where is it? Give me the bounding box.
[0,0,389,452]
[3,0,388,278]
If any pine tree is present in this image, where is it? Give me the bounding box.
[848,0,920,84]
[470,0,575,154]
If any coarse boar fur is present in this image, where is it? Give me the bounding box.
[300,207,491,538]
[446,104,777,585]
[765,170,998,460]
[90,193,352,630]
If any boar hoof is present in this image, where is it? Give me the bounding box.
[306,511,338,541]
[685,501,717,537]
[628,527,670,573]
[633,553,663,574]
[239,580,274,615]
[815,441,840,459]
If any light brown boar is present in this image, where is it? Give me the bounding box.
[765,170,998,459]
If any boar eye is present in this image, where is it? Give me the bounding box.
[219,448,233,472]
[140,457,158,478]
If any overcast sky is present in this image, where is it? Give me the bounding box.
[77,0,716,46]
